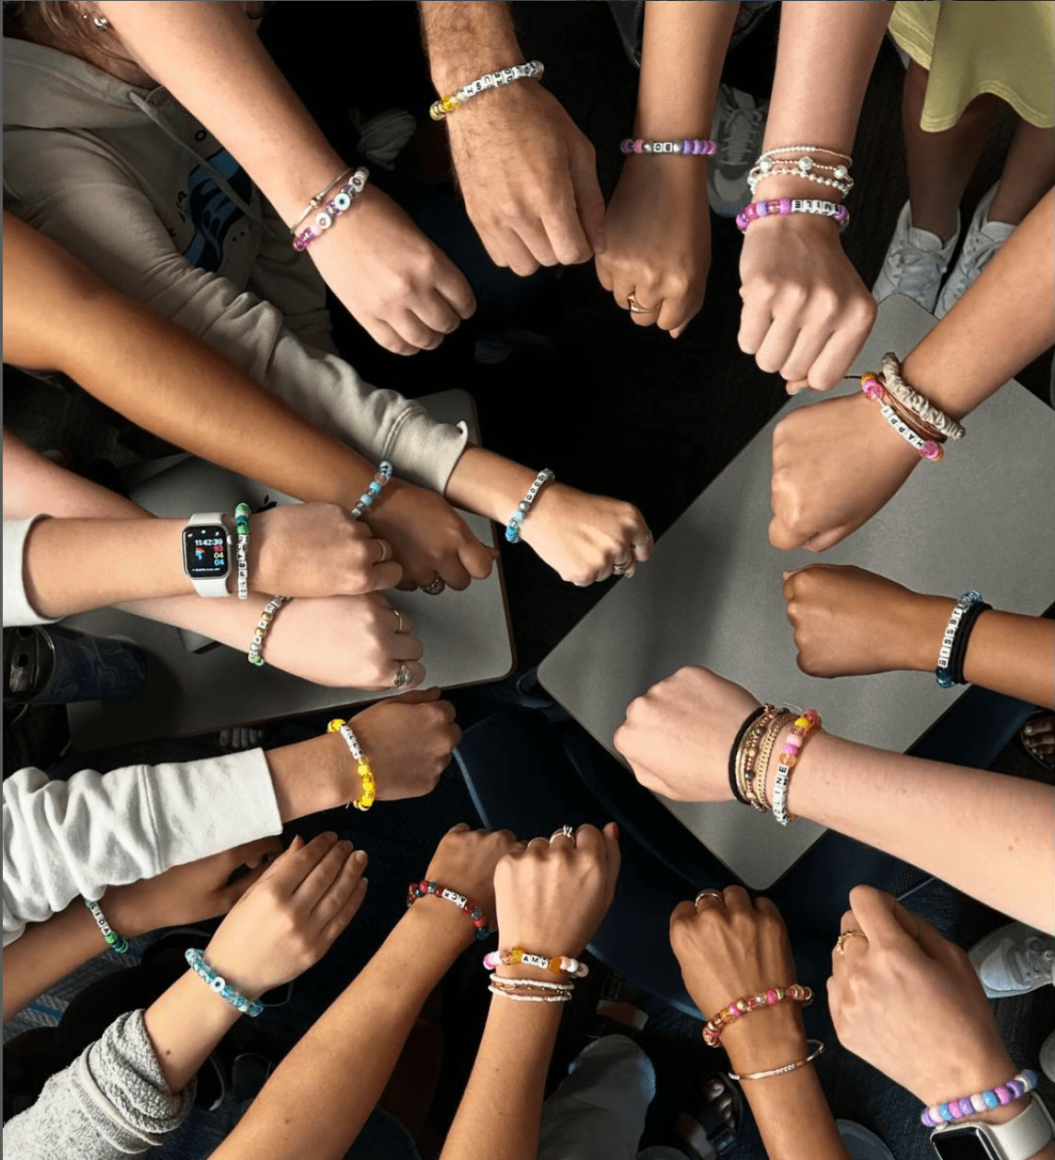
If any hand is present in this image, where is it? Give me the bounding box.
[670,887,806,1071]
[251,502,403,596]
[739,213,876,392]
[204,832,369,998]
[783,565,955,677]
[828,887,1015,1109]
[308,184,475,355]
[521,484,654,584]
[446,81,605,275]
[420,823,524,936]
[104,836,283,938]
[595,157,711,337]
[265,591,425,690]
[366,479,495,591]
[770,392,920,552]
[349,687,461,800]
[614,666,760,802]
[493,823,620,966]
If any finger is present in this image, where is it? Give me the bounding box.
[517,214,563,268]
[723,885,753,913]
[365,561,405,592]
[434,268,477,321]
[432,698,457,725]
[459,537,496,582]
[669,899,698,931]
[386,659,425,690]
[314,847,368,918]
[390,309,446,354]
[226,835,284,871]
[416,289,464,337]
[778,320,835,386]
[266,831,338,894]
[753,895,783,920]
[379,686,441,707]
[569,142,607,256]
[786,378,812,395]
[390,631,425,661]
[296,837,355,907]
[847,885,914,946]
[753,315,804,378]
[806,307,875,392]
[494,226,545,277]
[446,822,472,835]
[801,525,855,554]
[631,529,654,563]
[595,252,614,293]
[601,822,621,895]
[321,874,369,943]
[439,556,473,592]
[657,292,699,337]
[737,301,772,357]
[367,317,419,357]
[389,606,414,636]
[219,859,272,909]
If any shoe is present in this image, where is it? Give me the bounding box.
[1019,709,1055,772]
[969,922,1055,999]
[708,85,768,218]
[934,185,1014,318]
[872,200,959,312]
[837,1120,896,1160]
[353,108,417,170]
[1040,1029,1055,1083]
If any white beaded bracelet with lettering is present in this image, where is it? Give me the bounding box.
[430,60,544,120]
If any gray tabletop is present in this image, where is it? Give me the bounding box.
[538,295,1055,889]
[66,389,514,749]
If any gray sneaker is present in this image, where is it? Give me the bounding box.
[969,922,1055,1000]
[934,184,1014,318]
[708,85,768,218]
[872,200,959,313]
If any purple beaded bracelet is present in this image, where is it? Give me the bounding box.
[293,166,369,252]
[620,138,716,156]
[921,1069,1038,1127]
[735,197,849,234]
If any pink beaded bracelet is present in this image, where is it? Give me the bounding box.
[702,983,813,1047]
[860,373,945,462]
[293,166,369,252]
[736,197,849,233]
[483,947,589,978]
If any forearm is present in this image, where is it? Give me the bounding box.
[444,445,537,523]
[440,1000,562,1160]
[419,1,522,93]
[142,972,242,1094]
[265,734,360,819]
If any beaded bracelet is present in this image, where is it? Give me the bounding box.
[430,60,544,121]
[935,591,987,688]
[326,718,376,811]
[772,711,821,827]
[728,705,768,804]
[290,165,355,235]
[735,705,785,810]
[736,197,849,234]
[753,709,794,813]
[860,373,946,461]
[505,468,555,544]
[881,352,965,442]
[406,879,492,941]
[731,1039,826,1081]
[749,153,853,197]
[483,948,590,978]
[184,948,263,1017]
[351,460,393,521]
[703,984,813,1047]
[234,502,251,600]
[247,594,290,667]
[83,898,129,954]
[922,1069,1038,1126]
[292,167,370,252]
[620,137,716,156]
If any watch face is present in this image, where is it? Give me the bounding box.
[931,1126,1002,1160]
[183,526,229,579]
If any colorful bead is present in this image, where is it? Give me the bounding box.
[919,1071,1039,1127]
[407,879,492,941]
[505,468,555,545]
[351,460,393,520]
[703,984,812,1047]
[185,948,263,1017]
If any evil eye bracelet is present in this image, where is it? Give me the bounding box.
[736,197,850,233]
[406,879,492,941]
[290,164,355,234]
[184,948,263,1017]
[506,468,555,544]
[326,717,376,811]
[935,591,990,688]
[83,898,128,954]
[430,60,544,121]
[620,138,716,156]
[860,374,946,462]
[351,461,393,521]
[703,984,813,1047]
[247,594,290,667]
[483,948,590,978]
[292,167,370,252]
[234,502,251,600]
[922,1070,1038,1126]
[772,711,821,827]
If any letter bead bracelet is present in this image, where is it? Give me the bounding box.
[772,710,821,827]
[406,879,492,941]
[620,137,716,156]
[935,591,990,688]
[737,197,850,234]
[184,948,263,1017]
[860,374,946,461]
[247,594,290,667]
[83,897,129,954]
[351,461,393,521]
[327,718,376,811]
[703,984,813,1047]
[484,948,590,978]
[506,468,555,544]
[922,1070,1039,1126]
[235,502,251,600]
[430,60,544,120]
[292,166,370,252]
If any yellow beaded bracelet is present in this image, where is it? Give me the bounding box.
[327,718,376,811]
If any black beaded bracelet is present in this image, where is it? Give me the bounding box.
[948,601,992,686]
[728,705,767,805]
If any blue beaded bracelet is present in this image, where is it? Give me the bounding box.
[505,468,555,544]
[922,1069,1038,1126]
[935,590,984,688]
[351,461,393,520]
[185,948,264,1017]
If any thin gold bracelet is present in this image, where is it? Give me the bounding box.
[729,1039,826,1081]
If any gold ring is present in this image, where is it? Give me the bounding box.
[695,888,724,907]
[627,293,658,315]
[835,929,868,955]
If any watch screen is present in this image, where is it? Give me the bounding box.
[931,1128,1001,1160]
[183,527,229,578]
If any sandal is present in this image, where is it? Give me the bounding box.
[1020,709,1055,772]
[674,1071,743,1159]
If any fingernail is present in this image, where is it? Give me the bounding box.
[1025,725,1034,734]
[354,849,368,866]
[339,838,354,849]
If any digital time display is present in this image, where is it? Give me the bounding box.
[183,526,230,578]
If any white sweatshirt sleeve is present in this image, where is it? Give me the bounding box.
[3,517,60,627]
[2,749,281,946]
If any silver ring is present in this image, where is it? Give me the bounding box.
[612,559,632,574]
[694,888,724,908]
[549,825,576,842]
[422,574,446,596]
[392,609,406,634]
[375,539,392,564]
[393,663,414,689]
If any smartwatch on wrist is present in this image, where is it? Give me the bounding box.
[182,512,233,597]
[930,1097,1055,1160]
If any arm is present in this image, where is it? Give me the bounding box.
[739,1,894,390]
[594,1,738,336]
[614,667,1055,933]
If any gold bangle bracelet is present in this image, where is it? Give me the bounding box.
[755,711,794,813]
[729,1039,826,1081]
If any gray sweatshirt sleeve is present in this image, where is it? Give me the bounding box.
[3,748,281,946]
[3,517,60,627]
[3,1009,195,1159]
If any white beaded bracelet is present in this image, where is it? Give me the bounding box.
[749,159,853,197]
[430,60,544,120]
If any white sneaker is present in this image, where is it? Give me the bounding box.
[872,200,959,313]
[969,922,1055,999]
[1041,1029,1055,1083]
[934,185,1014,318]
[708,85,768,218]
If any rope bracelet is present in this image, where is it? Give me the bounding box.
[702,984,813,1048]
[234,502,251,600]
[184,948,264,1018]
[881,352,965,441]
[83,897,129,954]
[326,718,376,811]
[292,166,370,252]
[351,460,393,521]
[505,468,555,544]
[406,879,492,941]
[730,1038,827,1081]
[483,947,590,978]
[247,594,290,668]
[737,197,849,234]
[620,137,716,156]
[922,1069,1039,1126]
[430,60,544,121]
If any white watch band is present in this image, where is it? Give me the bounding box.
[932,1097,1055,1160]
[184,512,232,598]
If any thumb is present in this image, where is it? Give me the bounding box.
[801,526,852,553]
[219,859,272,911]
[603,821,622,897]
[460,537,496,581]
[228,835,283,870]
[569,143,606,255]
[382,686,442,706]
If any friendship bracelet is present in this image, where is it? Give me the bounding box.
[83,898,129,954]
[756,145,853,165]
[234,503,251,600]
[505,468,555,544]
[184,948,263,1017]
[881,352,966,442]
[736,705,786,811]
[861,374,945,461]
[730,1039,826,1081]
[754,709,795,813]
[351,460,393,521]
[483,948,589,978]
[728,705,767,804]
[247,594,290,667]
[922,1069,1039,1126]
[703,984,813,1048]
[772,711,821,827]
[293,167,370,252]
[620,137,716,156]
[326,718,376,811]
[430,60,544,121]
[748,165,853,199]
[488,973,574,993]
[749,152,853,197]
[290,165,355,234]
[935,591,987,688]
[737,198,849,234]
[406,879,492,941]
[488,985,571,1003]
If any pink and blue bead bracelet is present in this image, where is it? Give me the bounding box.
[921,1070,1038,1127]
[736,197,849,233]
[620,138,716,156]
[185,948,264,1017]
[293,166,370,252]
[351,460,393,521]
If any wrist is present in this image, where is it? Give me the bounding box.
[272,152,353,230]
[920,1050,1023,1124]
[721,1015,809,1074]
[907,594,960,673]
[404,892,478,952]
[748,174,847,204]
[899,349,974,424]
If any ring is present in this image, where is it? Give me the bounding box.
[633,531,654,550]
[393,663,414,689]
[550,825,576,843]
[612,559,632,575]
[374,539,392,564]
[392,609,406,634]
[695,888,724,907]
[835,929,867,955]
[422,574,446,596]
[627,294,658,315]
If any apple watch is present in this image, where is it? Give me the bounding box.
[182,512,233,597]
[931,1096,1055,1160]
